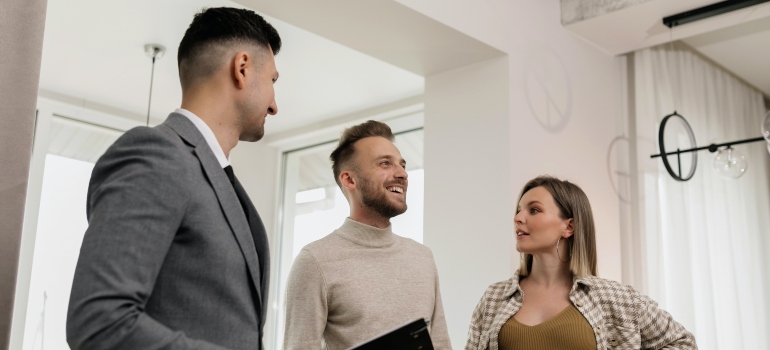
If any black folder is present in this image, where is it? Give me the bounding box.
[347,318,434,350]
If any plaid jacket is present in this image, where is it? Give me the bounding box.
[465,272,697,350]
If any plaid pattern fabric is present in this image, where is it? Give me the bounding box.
[465,271,697,350]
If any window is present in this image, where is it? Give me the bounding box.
[19,113,124,350]
[271,128,424,348]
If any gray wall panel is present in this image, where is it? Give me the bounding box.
[0,0,48,348]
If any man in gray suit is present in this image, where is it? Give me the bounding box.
[67,7,280,350]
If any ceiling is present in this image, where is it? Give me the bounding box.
[563,0,770,97]
[683,14,770,97]
[38,0,424,135]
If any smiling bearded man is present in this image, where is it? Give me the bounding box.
[282,120,452,350]
[357,166,407,218]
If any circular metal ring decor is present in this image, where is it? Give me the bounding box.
[658,112,698,181]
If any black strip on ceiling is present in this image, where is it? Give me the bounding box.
[663,0,770,28]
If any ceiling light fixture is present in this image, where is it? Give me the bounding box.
[144,44,166,127]
[651,111,768,181]
[762,111,770,146]
[650,4,770,181]
[713,146,748,178]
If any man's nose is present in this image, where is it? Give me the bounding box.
[396,164,408,179]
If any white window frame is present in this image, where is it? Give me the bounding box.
[10,96,143,350]
[263,101,425,350]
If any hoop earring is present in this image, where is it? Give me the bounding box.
[556,237,569,263]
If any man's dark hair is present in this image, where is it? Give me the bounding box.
[330,120,395,188]
[177,7,281,88]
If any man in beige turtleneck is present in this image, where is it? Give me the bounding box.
[283,121,452,350]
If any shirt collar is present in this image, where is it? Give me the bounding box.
[175,108,230,168]
[502,269,596,299]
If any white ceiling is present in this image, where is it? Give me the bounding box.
[38,0,424,135]
[684,14,770,97]
[233,0,505,76]
[563,0,770,97]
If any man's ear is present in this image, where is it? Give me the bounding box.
[563,218,575,239]
[231,51,250,89]
[340,170,356,192]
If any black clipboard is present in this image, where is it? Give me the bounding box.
[347,318,434,350]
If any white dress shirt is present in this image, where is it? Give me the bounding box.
[175,108,230,168]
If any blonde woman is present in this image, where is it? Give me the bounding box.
[465,176,696,350]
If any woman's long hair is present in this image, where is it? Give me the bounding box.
[518,175,597,277]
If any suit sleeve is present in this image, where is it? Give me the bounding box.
[635,291,698,350]
[283,249,328,350]
[66,127,227,350]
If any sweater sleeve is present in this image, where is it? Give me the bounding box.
[283,249,328,350]
[429,260,453,350]
[636,292,697,349]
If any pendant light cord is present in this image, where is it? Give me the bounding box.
[668,26,678,114]
[146,54,157,127]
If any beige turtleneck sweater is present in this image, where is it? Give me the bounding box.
[283,218,452,350]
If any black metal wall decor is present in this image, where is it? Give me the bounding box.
[651,111,766,181]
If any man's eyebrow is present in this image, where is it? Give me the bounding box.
[376,155,407,165]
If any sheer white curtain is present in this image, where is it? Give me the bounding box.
[631,42,770,350]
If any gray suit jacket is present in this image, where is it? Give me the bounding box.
[67,113,270,350]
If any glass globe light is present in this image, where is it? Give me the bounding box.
[713,147,748,178]
[764,110,770,155]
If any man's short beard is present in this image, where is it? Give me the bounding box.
[236,99,265,142]
[359,176,406,219]
[240,124,264,142]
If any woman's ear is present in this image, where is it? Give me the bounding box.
[563,218,575,239]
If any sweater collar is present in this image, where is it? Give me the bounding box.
[335,217,396,248]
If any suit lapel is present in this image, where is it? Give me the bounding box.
[163,113,263,307]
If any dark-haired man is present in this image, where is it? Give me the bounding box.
[283,121,452,349]
[67,7,280,350]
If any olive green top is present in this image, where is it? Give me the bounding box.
[499,304,596,350]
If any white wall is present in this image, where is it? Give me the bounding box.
[234,1,625,348]
[401,1,625,345]
[400,0,624,278]
[423,56,513,347]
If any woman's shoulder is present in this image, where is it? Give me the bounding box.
[580,276,638,293]
[579,276,644,310]
[478,278,512,300]
[480,275,520,302]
